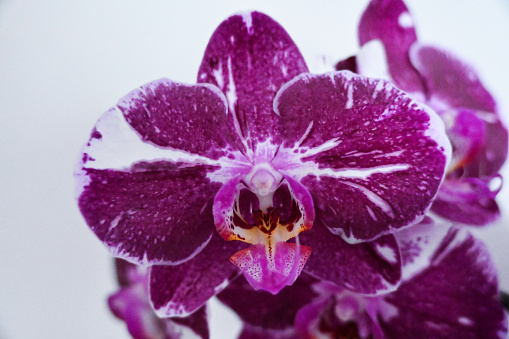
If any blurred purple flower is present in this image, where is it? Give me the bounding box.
[77,11,449,316]
[337,0,508,225]
[219,220,509,338]
[108,259,208,339]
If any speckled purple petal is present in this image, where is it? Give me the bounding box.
[358,0,424,94]
[197,11,308,147]
[300,221,401,294]
[149,233,245,317]
[217,274,318,330]
[76,78,242,265]
[275,71,450,242]
[410,43,497,113]
[78,162,220,265]
[431,178,500,226]
[116,78,233,159]
[380,228,508,338]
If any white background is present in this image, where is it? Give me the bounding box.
[0,0,508,338]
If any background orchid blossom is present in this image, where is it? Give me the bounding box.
[108,259,209,339]
[76,10,450,317]
[218,220,509,339]
[336,0,509,226]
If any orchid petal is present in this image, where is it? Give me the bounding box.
[410,43,497,113]
[443,109,486,173]
[381,228,508,338]
[198,11,308,148]
[432,177,500,226]
[217,274,318,330]
[462,119,508,178]
[108,259,210,339]
[116,78,233,159]
[172,306,210,339]
[301,221,401,294]
[78,162,220,265]
[108,288,170,339]
[394,217,451,280]
[149,234,245,317]
[358,0,424,94]
[76,79,246,265]
[275,71,450,242]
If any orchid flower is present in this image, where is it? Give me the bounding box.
[108,259,208,339]
[76,11,449,316]
[219,220,509,338]
[336,0,508,225]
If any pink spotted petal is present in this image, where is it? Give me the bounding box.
[230,242,312,295]
[108,260,210,339]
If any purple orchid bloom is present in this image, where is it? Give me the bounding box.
[336,0,508,226]
[219,220,509,338]
[108,259,209,339]
[76,11,449,316]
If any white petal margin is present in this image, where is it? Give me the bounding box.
[394,217,452,281]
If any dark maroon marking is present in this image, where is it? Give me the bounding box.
[232,184,303,236]
[335,55,358,73]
